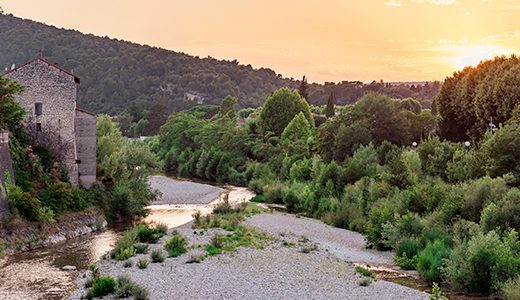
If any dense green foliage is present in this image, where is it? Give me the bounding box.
[436,55,520,141]
[152,84,520,296]
[0,14,440,134]
[96,115,160,220]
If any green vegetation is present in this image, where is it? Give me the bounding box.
[1,75,104,223]
[355,266,375,278]
[436,55,520,141]
[164,231,188,257]
[0,14,439,135]
[150,57,520,296]
[85,276,117,300]
[115,275,149,300]
[137,258,149,269]
[150,249,166,263]
[112,224,166,260]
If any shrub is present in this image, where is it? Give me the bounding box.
[397,239,420,259]
[115,275,149,300]
[136,223,166,243]
[365,199,396,250]
[6,186,44,221]
[87,276,116,299]
[416,240,451,282]
[395,253,417,270]
[355,266,375,278]
[150,249,165,263]
[443,230,520,294]
[262,182,286,204]
[502,276,520,300]
[134,243,149,254]
[461,177,508,223]
[164,232,188,257]
[137,258,149,269]
[123,260,133,268]
[115,247,137,261]
[113,229,137,260]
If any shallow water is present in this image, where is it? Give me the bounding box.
[0,177,236,300]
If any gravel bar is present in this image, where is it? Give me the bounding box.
[70,213,428,300]
[149,175,226,205]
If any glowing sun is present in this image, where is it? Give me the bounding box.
[451,45,515,69]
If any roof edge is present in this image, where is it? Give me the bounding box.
[3,57,80,83]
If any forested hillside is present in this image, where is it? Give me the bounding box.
[0,13,440,133]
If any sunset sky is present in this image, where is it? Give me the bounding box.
[1,0,519,83]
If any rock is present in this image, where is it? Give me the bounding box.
[62,265,76,271]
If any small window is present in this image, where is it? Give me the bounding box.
[35,103,43,116]
[36,123,42,132]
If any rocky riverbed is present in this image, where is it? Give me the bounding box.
[70,212,429,300]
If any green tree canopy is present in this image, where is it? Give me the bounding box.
[217,95,237,119]
[435,55,520,141]
[325,92,335,118]
[282,112,312,141]
[0,75,24,131]
[259,87,314,136]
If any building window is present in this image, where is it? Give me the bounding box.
[36,123,42,132]
[35,103,43,116]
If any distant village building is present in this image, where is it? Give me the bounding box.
[4,58,96,188]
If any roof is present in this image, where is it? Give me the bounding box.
[76,107,96,116]
[4,57,80,84]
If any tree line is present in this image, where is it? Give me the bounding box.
[0,14,439,135]
[148,55,520,297]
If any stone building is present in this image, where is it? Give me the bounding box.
[4,58,96,188]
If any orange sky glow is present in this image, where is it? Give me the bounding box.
[1,0,519,83]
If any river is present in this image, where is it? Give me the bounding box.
[0,176,238,300]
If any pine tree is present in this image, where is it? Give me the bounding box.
[298,75,309,103]
[325,92,335,118]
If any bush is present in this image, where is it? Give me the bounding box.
[395,253,417,270]
[397,239,420,259]
[164,232,188,257]
[262,182,286,204]
[365,199,396,250]
[136,224,166,244]
[502,276,520,300]
[134,243,149,254]
[461,177,508,223]
[416,240,451,282]
[115,275,150,300]
[150,249,165,263]
[443,230,520,294]
[123,260,133,268]
[87,276,116,299]
[113,229,137,260]
[7,186,44,221]
[137,258,149,269]
[355,266,375,278]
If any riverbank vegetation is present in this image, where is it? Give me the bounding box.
[149,56,520,297]
[1,75,159,234]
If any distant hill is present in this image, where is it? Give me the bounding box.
[0,13,441,132]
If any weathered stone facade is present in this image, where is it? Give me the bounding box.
[4,58,96,188]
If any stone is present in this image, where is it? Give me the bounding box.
[62,265,77,271]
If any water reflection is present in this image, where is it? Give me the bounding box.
[0,205,200,300]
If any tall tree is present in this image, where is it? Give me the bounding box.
[218,95,237,119]
[298,75,309,103]
[325,92,335,118]
[260,87,314,135]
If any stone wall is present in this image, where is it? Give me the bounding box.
[0,131,14,219]
[5,59,79,186]
[75,110,97,188]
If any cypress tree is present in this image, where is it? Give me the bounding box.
[298,75,309,103]
[325,92,335,118]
